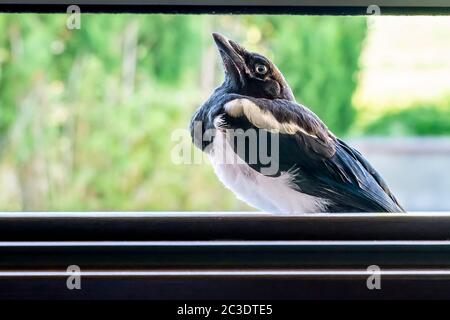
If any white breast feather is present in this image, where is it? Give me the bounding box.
[209,131,329,214]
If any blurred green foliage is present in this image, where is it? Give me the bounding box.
[0,14,241,211]
[363,98,450,136]
[268,16,367,135]
[0,13,405,211]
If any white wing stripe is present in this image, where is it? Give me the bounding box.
[224,98,318,138]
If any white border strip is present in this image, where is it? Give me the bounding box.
[1,269,450,277]
[0,211,447,218]
[1,240,450,246]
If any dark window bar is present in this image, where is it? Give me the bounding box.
[0,0,449,14]
[2,212,450,299]
[1,212,450,241]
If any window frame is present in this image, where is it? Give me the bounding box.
[0,0,449,14]
[1,0,450,299]
[2,213,450,298]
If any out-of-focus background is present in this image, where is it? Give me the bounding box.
[0,14,449,212]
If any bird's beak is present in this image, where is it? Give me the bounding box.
[212,33,247,85]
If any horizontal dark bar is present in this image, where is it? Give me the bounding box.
[1,212,450,241]
[2,0,449,6]
[2,240,450,269]
[0,3,449,14]
[3,275,450,299]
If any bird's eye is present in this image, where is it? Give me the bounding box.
[255,64,268,75]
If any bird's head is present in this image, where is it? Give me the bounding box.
[212,32,295,101]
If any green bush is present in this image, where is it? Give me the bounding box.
[363,101,450,136]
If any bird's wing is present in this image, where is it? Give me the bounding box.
[223,97,337,159]
[336,138,405,211]
[221,96,404,213]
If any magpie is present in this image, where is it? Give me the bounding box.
[190,33,405,213]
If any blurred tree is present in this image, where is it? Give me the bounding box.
[138,15,203,84]
[0,14,240,211]
[363,99,450,136]
[0,15,62,143]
